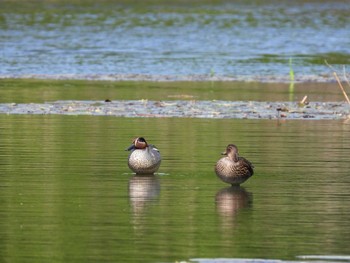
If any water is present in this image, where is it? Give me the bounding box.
[1,0,350,261]
[1,114,350,262]
[1,0,350,80]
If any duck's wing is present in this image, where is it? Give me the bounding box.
[238,157,254,175]
[149,144,160,152]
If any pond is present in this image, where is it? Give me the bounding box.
[1,113,350,262]
[1,0,350,261]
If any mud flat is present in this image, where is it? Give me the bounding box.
[0,100,349,120]
[0,73,338,83]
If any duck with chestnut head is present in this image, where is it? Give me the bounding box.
[215,144,254,186]
[126,137,161,175]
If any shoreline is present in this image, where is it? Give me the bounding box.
[1,100,349,120]
[0,74,338,83]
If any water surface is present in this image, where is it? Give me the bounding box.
[1,0,349,80]
[1,114,349,262]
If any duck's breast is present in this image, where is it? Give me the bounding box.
[128,148,161,174]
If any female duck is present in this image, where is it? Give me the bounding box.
[215,144,254,186]
[126,137,161,175]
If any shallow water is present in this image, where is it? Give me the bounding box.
[1,0,349,80]
[1,114,350,262]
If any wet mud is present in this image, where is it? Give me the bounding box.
[1,100,349,120]
[0,74,338,83]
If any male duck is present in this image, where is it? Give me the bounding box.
[126,137,161,175]
[215,144,254,185]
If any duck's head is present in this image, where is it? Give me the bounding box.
[221,144,238,155]
[221,144,239,160]
[126,137,148,151]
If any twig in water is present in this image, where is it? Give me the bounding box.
[300,95,308,104]
[299,95,309,107]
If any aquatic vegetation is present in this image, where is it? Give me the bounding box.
[288,57,295,100]
[289,57,295,82]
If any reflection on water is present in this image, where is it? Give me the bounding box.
[215,186,252,218]
[215,186,253,243]
[128,175,161,236]
[128,175,160,217]
[0,114,350,262]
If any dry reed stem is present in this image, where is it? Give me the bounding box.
[343,66,350,89]
[333,72,350,105]
[325,60,350,105]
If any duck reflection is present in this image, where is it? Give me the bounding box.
[128,175,160,217]
[215,186,252,229]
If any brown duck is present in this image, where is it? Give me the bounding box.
[215,144,254,185]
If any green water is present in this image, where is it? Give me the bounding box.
[1,114,349,262]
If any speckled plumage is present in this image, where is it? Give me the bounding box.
[126,137,161,175]
[215,144,254,185]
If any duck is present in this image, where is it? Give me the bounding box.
[215,144,254,186]
[126,137,161,175]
